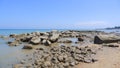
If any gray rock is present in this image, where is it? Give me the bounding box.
[49,33,59,43]
[70,62,75,66]
[30,37,41,45]
[94,34,120,44]
[21,36,32,42]
[42,40,51,46]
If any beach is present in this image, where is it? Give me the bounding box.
[0,29,120,68]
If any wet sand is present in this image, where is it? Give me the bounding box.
[77,44,120,68]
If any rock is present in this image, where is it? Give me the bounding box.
[103,44,119,47]
[46,40,51,45]
[51,57,59,64]
[78,37,84,41]
[9,34,16,38]
[26,64,32,68]
[40,36,48,40]
[94,34,120,44]
[42,40,51,46]
[21,36,32,42]
[70,62,75,66]
[49,33,59,43]
[40,32,49,36]
[84,58,92,63]
[8,41,19,46]
[30,37,41,45]
[20,60,25,64]
[43,61,51,67]
[34,31,40,36]
[14,45,97,68]
[58,56,64,62]
[23,44,33,49]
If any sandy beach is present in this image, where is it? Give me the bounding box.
[77,44,120,68]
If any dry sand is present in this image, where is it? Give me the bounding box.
[77,44,120,68]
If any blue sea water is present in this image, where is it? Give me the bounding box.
[0,29,66,36]
[0,29,97,36]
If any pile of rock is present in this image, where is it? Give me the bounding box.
[8,30,60,46]
[14,45,97,68]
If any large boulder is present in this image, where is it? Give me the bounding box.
[20,36,32,42]
[49,33,59,43]
[94,34,120,44]
[30,37,41,45]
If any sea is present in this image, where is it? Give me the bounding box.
[0,29,120,68]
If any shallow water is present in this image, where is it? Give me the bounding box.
[0,38,34,68]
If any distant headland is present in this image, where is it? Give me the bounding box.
[105,26,120,30]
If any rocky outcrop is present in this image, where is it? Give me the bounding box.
[94,34,120,44]
[15,45,97,68]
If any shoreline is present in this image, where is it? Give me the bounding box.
[0,30,120,68]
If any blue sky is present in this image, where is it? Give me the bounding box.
[0,0,120,29]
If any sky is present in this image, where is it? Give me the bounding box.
[0,0,120,29]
